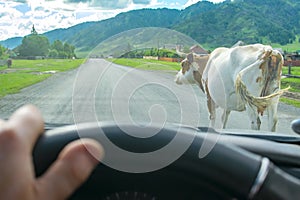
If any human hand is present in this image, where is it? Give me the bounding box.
[0,105,104,200]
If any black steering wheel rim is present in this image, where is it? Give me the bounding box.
[33,122,270,199]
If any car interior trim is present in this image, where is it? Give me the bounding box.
[248,157,271,199]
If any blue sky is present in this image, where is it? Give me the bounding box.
[0,0,225,40]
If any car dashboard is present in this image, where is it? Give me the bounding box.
[35,122,300,200]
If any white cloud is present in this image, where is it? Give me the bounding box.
[184,0,199,8]
[184,0,225,8]
[0,0,225,41]
[0,0,98,40]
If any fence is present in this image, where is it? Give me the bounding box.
[283,64,300,79]
[158,57,183,62]
[284,60,300,67]
[143,56,183,63]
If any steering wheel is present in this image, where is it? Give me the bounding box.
[33,122,300,200]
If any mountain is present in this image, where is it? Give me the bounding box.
[175,0,300,47]
[89,27,198,58]
[62,8,181,52]
[0,37,23,49]
[1,0,299,53]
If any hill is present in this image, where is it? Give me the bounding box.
[65,8,180,52]
[175,0,300,48]
[89,27,198,58]
[0,37,23,49]
[1,0,299,53]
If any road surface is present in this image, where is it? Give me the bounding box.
[0,59,299,135]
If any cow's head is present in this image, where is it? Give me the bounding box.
[174,53,198,85]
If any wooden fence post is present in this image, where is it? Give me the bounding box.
[7,59,12,68]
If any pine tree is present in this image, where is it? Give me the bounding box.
[31,25,38,35]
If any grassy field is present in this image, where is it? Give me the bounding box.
[282,66,300,93]
[280,97,300,108]
[274,66,300,107]
[10,59,85,72]
[281,77,300,93]
[108,58,181,71]
[272,35,300,52]
[282,66,300,76]
[0,59,84,98]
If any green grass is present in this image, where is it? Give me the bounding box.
[0,59,84,98]
[280,97,300,108]
[282,66,300,76]
[281,66,300,93]
[0,73,51,97]
[281,77,300,93]
[108,58,181,71]
[10,59,85,72]
[277,66,300,107]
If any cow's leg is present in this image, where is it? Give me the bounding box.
[205,83,216,128]
[207,96,216,128]
[267,98,279,132]
[206,92,217,128]
[221,109,231,129]
[256,116,261,130]
[246,105,261,130]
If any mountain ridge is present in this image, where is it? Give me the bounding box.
[1,0,299,52]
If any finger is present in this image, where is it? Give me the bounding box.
[0,105,43,188]
[8,104,44,152]
[36,139,104,200]
[0,119,35,194]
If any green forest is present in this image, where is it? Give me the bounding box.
[121,48,181,58]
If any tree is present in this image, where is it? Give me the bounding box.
[18,34,50,57]
[31,25,38,35]
[48,49,58,58]
[63,42,75,58]
[50,40,76,58]
[0,45,7,59]
[51,40,64,52]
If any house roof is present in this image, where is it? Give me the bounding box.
[190,45,208,55]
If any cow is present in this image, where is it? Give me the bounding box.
[175,44,288,132]
[174,49,209,93]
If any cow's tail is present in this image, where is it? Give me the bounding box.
[235,74,289,115]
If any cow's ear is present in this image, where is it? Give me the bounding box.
[187,53,194,62]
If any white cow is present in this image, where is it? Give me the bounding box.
[175,44,288,131]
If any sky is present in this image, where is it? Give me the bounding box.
[0,0,225,41]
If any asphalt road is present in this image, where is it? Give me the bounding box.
[0,59,299,135]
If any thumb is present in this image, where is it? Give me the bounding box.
[36,139,104,200]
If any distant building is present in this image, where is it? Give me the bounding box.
[284,52,300,66]
[189,45,208,55]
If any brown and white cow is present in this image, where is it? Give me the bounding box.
[175,44,288,132]
[174,52,209,92]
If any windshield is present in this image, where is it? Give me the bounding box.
[0,0,299,135]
